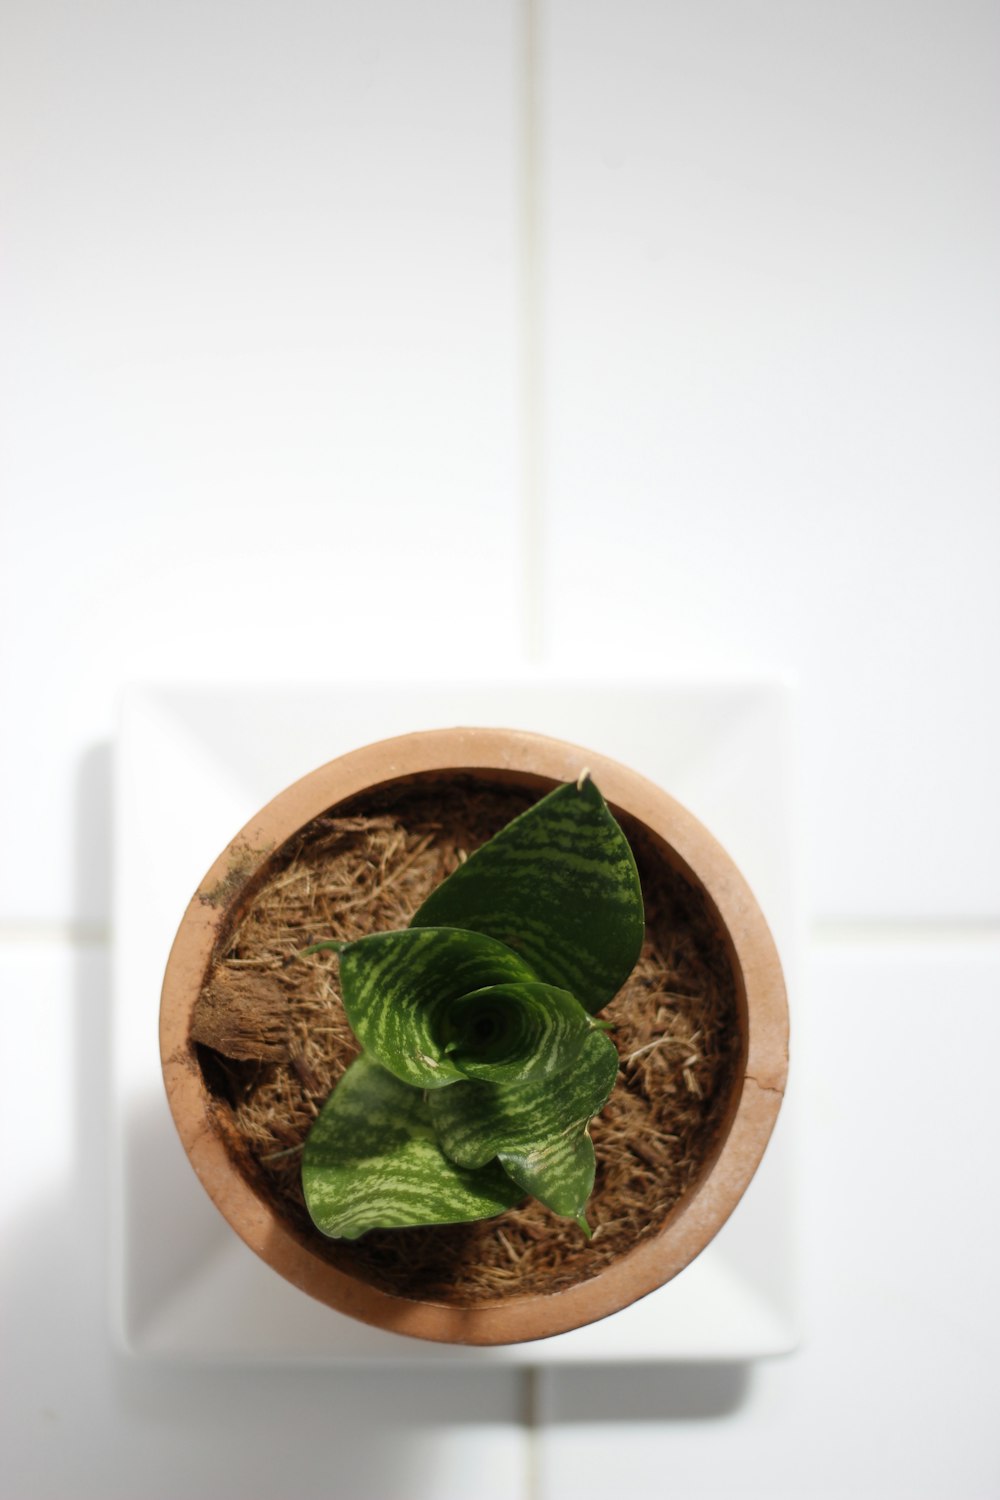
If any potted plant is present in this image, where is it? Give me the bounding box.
[160,726,788,1345]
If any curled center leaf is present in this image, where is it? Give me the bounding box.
[337,926,539,1089]
[442,981,598,1085]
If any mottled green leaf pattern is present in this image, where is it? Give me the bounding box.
[338,926,539,1088]
[428,1029,620,1226]
[443,981,597,1084]
[301,777,643,1240]
[302,1055,523,1240]
[410,777,644,1013]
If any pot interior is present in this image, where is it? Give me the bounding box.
[190,768,745,1307]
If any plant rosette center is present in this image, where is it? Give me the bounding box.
[299,776,645,1240]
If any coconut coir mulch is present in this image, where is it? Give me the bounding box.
[193,779,741,1305]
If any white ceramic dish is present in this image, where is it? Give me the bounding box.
[112,675,800,1363]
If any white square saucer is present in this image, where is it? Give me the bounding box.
[113,675,800,1363]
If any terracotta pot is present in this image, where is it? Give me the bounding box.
[160,726,788,1345]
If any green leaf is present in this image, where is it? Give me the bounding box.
[428,1028,620,1225]
[410,777,645,1013]
[338,926,539,1089]
[513,1134,598,1236]
[302,1054,524,1240]
[443,981,599,1085]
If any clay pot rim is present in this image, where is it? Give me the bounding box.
[160,725,789,1346]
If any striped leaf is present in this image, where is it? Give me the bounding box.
[429,1028,620,1229]
[338,926,541,1089]
[410,777,644,1013]
[302,1054,524,1240]
[510,1134,598,1235]
[443,981,599,1084]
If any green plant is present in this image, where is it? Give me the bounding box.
[300,774,645,1240]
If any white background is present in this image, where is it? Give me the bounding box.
[1,2,997,1497]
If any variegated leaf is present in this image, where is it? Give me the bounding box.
[429,1028,620,1229]
[337,926,539,1089]
[509,1134,598,1235]
[410,777,644,1013]
[443,981,599,1084]
[301,1054,523,1240]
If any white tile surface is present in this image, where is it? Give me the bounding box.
[0,943,529,1500]
[539,0,1000,921]
[0,0,523,924]
[535,942,1000,1500]
[113,679,799,1362]
[1,2,996,1491]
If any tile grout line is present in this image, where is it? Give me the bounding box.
[520,0,544,664]
[811,919,1000,946]
[0,922,111,945]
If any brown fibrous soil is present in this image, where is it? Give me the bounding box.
[193,778,741,1305]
